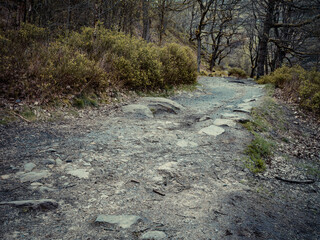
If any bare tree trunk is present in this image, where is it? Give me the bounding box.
[197,33,201,72]
[257,0,276,78]
[142,0,150,42]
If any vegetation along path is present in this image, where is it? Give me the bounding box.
[0,77,319,239]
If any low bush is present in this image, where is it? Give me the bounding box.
[228,67,247,78]
[258,66,320,115]
[0,24,198,104]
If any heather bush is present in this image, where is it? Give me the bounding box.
[258,66,320,115]
[228,67,247,79]
[1,24,198,104]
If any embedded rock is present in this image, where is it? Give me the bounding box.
[122,104,154,118]
[95,215,142,229]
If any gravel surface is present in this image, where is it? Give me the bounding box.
[0,77,319,240]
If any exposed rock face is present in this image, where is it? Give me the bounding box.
[122,104,154,118]
[20,170,51,183]
[142,97,185,114]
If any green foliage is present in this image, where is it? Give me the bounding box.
[1,24,198,105]
[258,66,320,115]
[160,43,198,87]
[244,134,274,173]
[73,95,99,108]
[228,67,247,78]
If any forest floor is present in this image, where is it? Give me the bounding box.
[0,77,319,240]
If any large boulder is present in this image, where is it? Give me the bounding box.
[142,97,185,114]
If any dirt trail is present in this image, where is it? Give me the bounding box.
[0,77,319,240]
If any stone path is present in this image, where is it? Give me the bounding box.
[0,77,319,239]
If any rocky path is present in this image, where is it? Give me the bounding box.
[0,77,319,240]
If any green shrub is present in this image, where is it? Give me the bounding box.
[228,67,247,78]
[160,43,198,87]
[1,24,198,105]
[257,66,320,115]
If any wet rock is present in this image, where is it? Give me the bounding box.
[213,119,236,127]
[143,97,185,114]
[20,170,51,183]
[0,199,58,210]
[24,162,36,172]
[176,140,198,148]
[199,125,225,137]
[122,104,154,118]
[95,215,142,228]
[140,231,167,239]
[67,169,90,179]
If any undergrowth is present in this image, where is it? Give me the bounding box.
[0,23,197,106]
[258,66,320,116]
[242,90,282,174]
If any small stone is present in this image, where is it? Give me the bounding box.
[67,169,90,179]
[1,174,11,180]
[176,140,198,148]
[43,159,56,165]
[95,215,142,229]
[20,170,51,183]
[55,158,63,166]
[140,231,167,239]
[157,162,178,177]
[199,125,225,137]
[24,162,36,172]
[0,199,58,210]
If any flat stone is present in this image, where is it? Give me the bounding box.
[176,140,198,148]
[213,119,236,127]
[122,104,154,118]
[43,159,56,165]
[140,231,167,239]
[199,125,225,137]
[220,113,250,122]
[143,97,185,114]
[1,174,11,180]
[67,169,90,179]
[24,162,36,172]
[199,116,211,122]
[95,215,142,229]
[20,170,51,183]
[157,162,178,177]
[0,199,58,210]
[234,103,253,113]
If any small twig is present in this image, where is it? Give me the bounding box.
[213,209,227,216]
[130,180,140,184]
[9,111,31,123]
[153,189,166,196]
[275,176,315,184]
